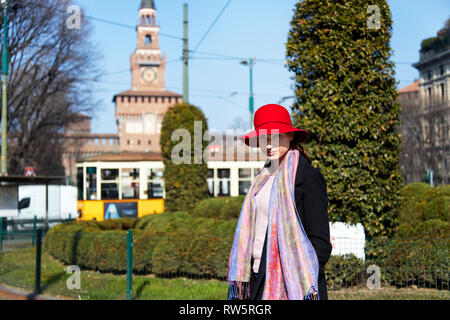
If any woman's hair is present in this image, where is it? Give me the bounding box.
[289,131,312,164]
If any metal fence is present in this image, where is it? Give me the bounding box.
[0,224,449,300]
[0,216,75,252]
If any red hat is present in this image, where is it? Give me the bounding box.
[240,104,309,147]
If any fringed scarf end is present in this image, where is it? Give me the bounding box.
[227,281,251,300]
[304,285,319,300]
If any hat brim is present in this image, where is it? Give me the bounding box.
[239,123,309,147]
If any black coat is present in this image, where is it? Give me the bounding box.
[249,153,333,300]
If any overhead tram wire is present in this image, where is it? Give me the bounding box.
[20,0,183,41]
[190,0,232,56]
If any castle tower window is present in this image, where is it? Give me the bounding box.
[148,140,151,145]
[145,35,152,45]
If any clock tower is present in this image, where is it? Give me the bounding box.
[113,0,182,153]
[131,0,166,91]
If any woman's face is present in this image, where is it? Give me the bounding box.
[258,131,294,162]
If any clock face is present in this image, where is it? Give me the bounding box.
[141,67,157,84]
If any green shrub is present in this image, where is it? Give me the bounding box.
[183,232,233,279]
[45,212,237,279]
[324,254,365,289]
[365,238,449,289]
[160,102,210,212]
[191,196,245,220]
[422,185,450,221]
[132,230,166,274]
[395,219,450,239]
[135,211,192,233]
[398,183,431,224]
[97,217,137,230]
[152,231,192,275]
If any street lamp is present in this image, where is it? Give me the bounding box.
[1,0,8,176]
[240,57,255,130]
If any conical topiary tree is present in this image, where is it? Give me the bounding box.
[286,0,403,239]
[160,102,209,212]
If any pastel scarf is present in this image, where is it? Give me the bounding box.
[227,149,320,300]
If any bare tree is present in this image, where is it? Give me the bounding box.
[400,95,450,185]
[1,0,102,175]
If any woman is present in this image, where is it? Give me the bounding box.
[227,104,332,300]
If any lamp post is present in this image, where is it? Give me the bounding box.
[1,0,8,176]
[240,57,255,130]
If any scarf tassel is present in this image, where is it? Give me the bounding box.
[304,285,319,300]
[227,281,251,300]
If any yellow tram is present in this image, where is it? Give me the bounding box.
[75,152,265,221]
[75,154,165,221]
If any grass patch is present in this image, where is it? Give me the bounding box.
[329,287,450,300]
[0,247,227,300]
[0,248,448,300]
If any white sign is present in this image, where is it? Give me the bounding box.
[329,222,366,260]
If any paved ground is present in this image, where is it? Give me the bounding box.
[0,285,73,300]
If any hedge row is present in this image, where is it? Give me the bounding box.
[398,183,449,224]
[365,238,449,289]
[324,238,449,290]
[190,196,245,220]
[45,212,235,279]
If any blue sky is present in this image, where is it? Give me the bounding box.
[74,0,450,134]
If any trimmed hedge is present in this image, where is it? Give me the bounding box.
[395,184,450,239]
[324,254,365,289]
[191,196,245,220]
[365,238,449,289]
[45,212,235,279]
[45,207,448,289]
[398,183,431,224]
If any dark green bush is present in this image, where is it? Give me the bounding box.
[151,231,192,275]
[395,219,450,239]
[398,182,431,224]
[365,238,449,289]
[422,185,450,221]
[160,102,210,213]
[45,212,236,279]
[183,232,233,279]
[191,196,245,220]
[134,211,192,232]
[324,254,365,289]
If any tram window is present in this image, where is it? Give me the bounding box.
[217,169,230,178]
[101,169,119,180]
[122,182,139,199]
[147,182,163,199]
[101,183,119,200]
[218,180,230,196]
[239,168,251,178]
[207,179,214,196]
[121,169,140,199]
[147,168,164,199]
[77,167,83,200]
[147,168,163,180]
[239,181,251,195]
[86,167,97,200]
